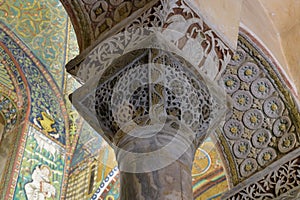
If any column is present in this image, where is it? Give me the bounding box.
[68,1,232,199]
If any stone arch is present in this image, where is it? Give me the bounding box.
[215,29,300,199]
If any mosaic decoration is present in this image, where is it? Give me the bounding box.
[218,32,300,198]
[0,24,67,145]
[0,60,14,91]
[0,40,28,117]
[192,138,228,199]
[0,0,70,90]
[13,126,66,200]
[70,122,104,168]
[24,165,56,199]
[92,167,119,200]
[0,22,70,199]
[0,93,18,132]
[0,32,29,199]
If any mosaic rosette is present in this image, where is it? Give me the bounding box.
[238,62,260,82]
[232,90,253,111]
[233,139,251,159]
[257,147,277,166]
[250,78,274,99]
[251,128,271,149]
[243,109,264,130]
[223,119,244,140]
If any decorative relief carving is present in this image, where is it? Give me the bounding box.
[229,49,246,66]
[223,74,240,94]
[233,139,251,159]
[232,91,253,111]
[238,62,260,82]
[250,78,274,99]
[224,119,244,140]
[61,0,157,50]
[239,158,258,178]
[278,133,296,153]
[226,154,300,200]
[220,34,300,187]
[243,109,264,130]
[273,116,291,137]
[72,0,231,83]
[251,129,271,149]
[94,49,213,144]
[263,96,284,118]
[256,147,277,166]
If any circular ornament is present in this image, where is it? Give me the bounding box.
[222,74,240,94]
[224,119,244,140]
[232,91,253,111]
[257,147,277,166]
[278,133,296,153]
[238,62,260,82]
[252,128,271,148]
[243,109,264,130]
[233,139,251,158]
[229,49,246,66]
[240,158,258,177]
[273,116,291,137]
[251,78,274,99]
[263,96,284,118]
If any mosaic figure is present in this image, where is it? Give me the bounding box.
[24,165,56,200]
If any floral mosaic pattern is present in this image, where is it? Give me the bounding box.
[0,0,70,90]
[0,23,66,145]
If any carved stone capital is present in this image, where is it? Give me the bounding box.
[71,35,227,199]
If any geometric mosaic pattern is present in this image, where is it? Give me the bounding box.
[0,0,70,90]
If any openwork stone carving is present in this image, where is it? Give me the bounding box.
[71,30,228,172]
[70,30,228,199]
[68,0,231,84]
[94,49,213,143]
[226,152,300,200]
